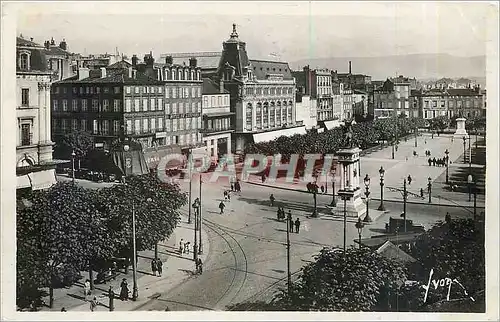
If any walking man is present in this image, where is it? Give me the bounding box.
[294,218,301,233]
[407,175,412,185]
[227,190,231,201]
[432,157,437,166]
[157,258,163,277]
[196,258,203,275]
[428,158,432,166]
[90,296,98,312]
[219,201,225,214]
[185,242,191,254]
[269,194,275,207]
[224,190,228,200]
[179,238,184,254]
[84,279,91,299]
[151,258,157,276]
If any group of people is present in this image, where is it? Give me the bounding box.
[428,156,448,167]
[230,177,242,193]
[179,239,192,255]
[276,208,301,233]
[150,258,164,277]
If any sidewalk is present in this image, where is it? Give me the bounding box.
[39,214,209,312]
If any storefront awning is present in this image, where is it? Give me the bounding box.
[253,126,307,144]
[323,120,343,131]
[17,174,32,189]
[27,169,57,190]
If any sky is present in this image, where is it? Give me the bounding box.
[14,1,495,63]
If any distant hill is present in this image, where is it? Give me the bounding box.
[289,54,486,81]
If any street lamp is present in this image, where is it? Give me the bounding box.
[414,127,418,148]
[131,200,138,301]
[355,217,364,249]
[363,174,372,223]
[462,136,467,163]
[198,175,203,254]
[427,177,432,204]
[192,197,200,262]
[71,150,76,182]
[330,169,337,207]
[468,136,472,169]
[188,150,193,224]
[467,174,473,202]
[377,166,386,211]
[445,149,450,184]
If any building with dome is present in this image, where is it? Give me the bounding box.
[213,24,305,154]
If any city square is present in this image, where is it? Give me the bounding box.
[6,1,497,319]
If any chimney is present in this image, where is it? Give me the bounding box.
[30,37,33,42]
[220,79,224,93]
[78,67,90,80]
[50,37,55,46]
[132,55,138,67]
[349,61,352,74]
[128,67,133,78]
[132,70,137,79]
[59,39,67,51]
[100,67,107,78]
[44,41,50,49]
[165,55,173,65]
[189,57,197,68]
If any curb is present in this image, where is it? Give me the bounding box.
[245,180,485,210]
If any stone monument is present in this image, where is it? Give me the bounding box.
[335,121,366,218]
[454,117,469,138]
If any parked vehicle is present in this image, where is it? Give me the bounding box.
[385,217,425,234]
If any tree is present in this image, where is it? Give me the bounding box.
[229,247,407,311]
[56,131,94,167]
[428,116,450,132]
[407,218,485,305]
[16,182,110,309]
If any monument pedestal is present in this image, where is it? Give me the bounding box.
[454,117,469,138]
[336,188,366,218]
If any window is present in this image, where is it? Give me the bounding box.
[165,103,170,114]
[80,87,84,94]
[172,103,177,114]
[143,98,148,111]
[158,86,162,94]
[144,86,148,94]
[96,87,100,94]
[151,118,156,131]
[73,87,77,94]
[198,117,201,129]
[179,134,184,146]
[21,89,29,107]
[185,87,189,98]
[224,96,229,105]
[197,102,201,112]
[186,117,191,130]
[113,120,121,134]
[21,124,31,146]
[150,87,154,93]
[172,119,178,131]
[125,99,132,112]
[134,99,140,112]
[103,99,109,112]
[114,100,121,112]
[72,99,78,111]
[172,88,177,98]
[288,108,292,123]
[86,87,90,94]
[158,98,163,110]
[81,119,87,131]
[218,96,222,106]
[197,88,201,97]
[126,86,131,94]
[432,101,437,107]
[102,120,110,135]
[211,96,216,107]
[158,117,163,130]
[62,99,68,111]
[192,87,196,98]
[179,102,184,114]
[165,119,171,132]
[92,99,99,111]
[81,99,87,111]
[114,87,121,94]
[134,86,139,94]
[52,100,58,111]
[204,96,209,107]
[62,119,68,131]
[103,87,109,94]
[143,119,148,133]
[20,53,29,70]
[441,101,445,108]
[93,119,98,134]
[126,120,132,134]
[179,118,184,130]
[90,87,94,94]
[448,100,454,108]
[150,98,155,111]
[165,87,170,98]
[134,120,140,134]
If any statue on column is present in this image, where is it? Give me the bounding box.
[343,120,354,148]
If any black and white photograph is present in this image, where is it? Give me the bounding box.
[1,1,498,320]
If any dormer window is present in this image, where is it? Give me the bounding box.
[18,51,31,70]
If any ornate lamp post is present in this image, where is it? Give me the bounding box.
[467,174,473,202]
[468,136,472,169]
[124,144,138,301]
[330,168,337,207]
[427,177,432,204]
[462,136,467,163]
[198,175,203,254]
[377,166,386,211]
[192,197,199,262]
[363,174,372,222]
[71,150,76,182]
[445,149,450,184]
[355,217,364,249]
[414,127,418,148]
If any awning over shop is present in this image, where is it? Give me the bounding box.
[323,120,343,131]
[252,126,307,144]
[27,169,57,190]
[17,174,32,189]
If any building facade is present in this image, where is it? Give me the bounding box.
[373,76,411,118]
[295,94,318,130]
[201,78,234,160]
[213,24,304,153]
[293,67,333,121]
[16,36,58,190]
[42,37,74,81]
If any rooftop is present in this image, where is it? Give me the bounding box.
[202,78,229,95]
[160,52,222,70]
[250,59,293,80]
[54,69,163,85]
[376,241,417,264]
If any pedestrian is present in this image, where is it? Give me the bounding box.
[196,258,203,275]
[261,174,266,183]
[179,238,184,254]
[230,182,234,192]
[157,258,163,277]
[288,212,293,233]
[90,296,98,312]
[151,258,157,276]
[407,175,412,185]
[111,261,117,278]
[61,307,67,312]
[277,208,281,221]
[395,145,399,152]
[219,201,225,214]
[420,188,424,197]
[84,279,91,298]
[224,190,228,200]
[428,158,432,166]
[235,180,241,193]
[320,185,325,193]
[425,139,427,144]
[269,194,275,207]
[227,190,231,201]
[185,242,191,254]
[432,157,436,166]
[119,278,129,301]
[294,218,301,233]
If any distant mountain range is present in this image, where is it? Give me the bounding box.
[289,54,486,81]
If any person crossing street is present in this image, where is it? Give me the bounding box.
[294,218,301,233]
[269,194,275,207]
[219,201,226,214]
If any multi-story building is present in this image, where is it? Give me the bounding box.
[352,89,368,117]
[51,56,204,170]
[373,76,411,118]
[295,94,318,130]
[212,24,305,152]
[292,66,333,121]
[160,52,221,78]
[16,36,58,190]
[412,87,485,120]
[42,37,74,81]
[334,61,372,92]
[200,78,234,159]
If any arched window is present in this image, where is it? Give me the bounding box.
[184,69,188,80]
[256,103,262,128]
[191,70,194,80]
[282,101,287,124]
[246,103,253,131]
[17,156,34,167]
[197,70,201,80]
[18,51,31,70]
[269,102,276,127]
[263,102,269,127]
[276,101,282,126]
[178,70,183,80]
